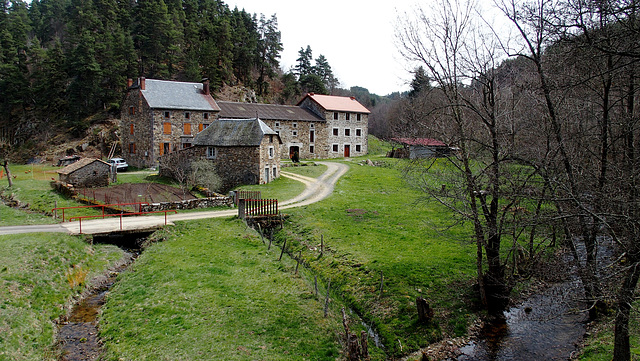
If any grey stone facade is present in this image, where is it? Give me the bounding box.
[57,158,111,188]
[120,78,219,168]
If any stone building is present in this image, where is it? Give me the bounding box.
[160,118,281,191]
[57,158,111,187]
[217,101,326,159]
[120,77,220,168]
[297,93,370,158]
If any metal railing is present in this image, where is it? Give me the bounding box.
[69,210,177,234]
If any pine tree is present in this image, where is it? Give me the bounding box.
[256,13,282,96]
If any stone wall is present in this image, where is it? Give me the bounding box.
[258,134,282,183]
[326,111,369,158]
[139,196,233,212]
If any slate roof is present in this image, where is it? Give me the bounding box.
[57,158,110,175]
[139,79,220,111]
[297,93,371,114]
[217,101,324,122]
[392,138,448,147]
[193,118,280,147]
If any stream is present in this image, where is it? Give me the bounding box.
[456,237,615,360]
[57,232,150,361]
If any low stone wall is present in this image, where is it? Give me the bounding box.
[140,196,233,212]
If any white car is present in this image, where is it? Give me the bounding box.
[108,158,129,172]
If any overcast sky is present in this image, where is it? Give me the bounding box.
[226,1,419,96]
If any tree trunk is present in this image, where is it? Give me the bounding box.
[612,252,640,361]
[2,161,12,188]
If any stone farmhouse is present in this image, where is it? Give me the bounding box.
[121,77,220,169]
[121,78,370,169]
[160,118,281,191]
[57,158,111,187]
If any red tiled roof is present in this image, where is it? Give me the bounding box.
[297,93,370,113]
[392,138,447,146]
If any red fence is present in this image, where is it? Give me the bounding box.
[238,198,278,219]
[69,210,177,234]
[52,202,149,222]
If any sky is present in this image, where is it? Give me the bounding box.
[225,0,420,96]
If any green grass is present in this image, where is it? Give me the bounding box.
[578,304,640,360]
[0,233,124,361]
[367,135,393,156]
[281,163,328,178]
[0,203,55,226]
[236,172,308,201]
[271,159,477,358]
[100,218,342,361]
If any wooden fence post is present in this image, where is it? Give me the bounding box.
[279,239,287,261]
[238,199,246,219]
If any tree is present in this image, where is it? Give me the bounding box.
[256,13,283,96]
[295,45,313,77]
[396,0,556,313]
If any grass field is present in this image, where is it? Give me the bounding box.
[100,218,343,360]
[0,233,123,361]
[272,157,476,358]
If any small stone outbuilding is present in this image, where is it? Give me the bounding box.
[160,118,282,192]
[390,138,453,159]
[57,158,111,187]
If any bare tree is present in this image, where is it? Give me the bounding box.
[396,0,556,313]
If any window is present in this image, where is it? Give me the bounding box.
[184,112,190,119]
[345,128,351,136]
[346,113,351,121]
[310,130,315,143]
[310,123,314,129]
[129,124,134,135]
[356,128,362,137]
[356,144,362,152]
[268,146,274,159]
[273,167,277,179]
[206,146,216,159]
[332,128,339,136]
[163,122,171,134]
[357,114,362,121]
[332,144,339,152]
[292,130,298,137]
[129,143,136,154]
[310,145,315,153]
[333,112,339,120]
[183,142,192,149]
[198,123,204,132]
[269,135,273,143]
[204,112,209,120]
[163,142,170,155]
[128,106,136,115]
[275,122,280,127]
[203,123,210,129]
[164,111,170,118]
[293,122,297,128]
[183,123,191,135]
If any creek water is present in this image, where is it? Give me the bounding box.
[57,232,150,361]
[456,238,615,360]
[456,280,587,360]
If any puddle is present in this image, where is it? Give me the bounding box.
[57,232,151,361]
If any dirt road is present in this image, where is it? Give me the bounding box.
[0,162,349,235]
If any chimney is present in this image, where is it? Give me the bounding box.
[309,92,315,96]
[202,78,210,95]
[127,78,133,87]
[139,77,146,90]
[350,96,356,100]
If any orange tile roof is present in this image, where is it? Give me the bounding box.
[298,93,370,113]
